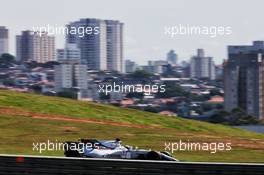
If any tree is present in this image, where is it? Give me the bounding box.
[42,61,60,68]
[126,92,144,99]
[129,70,152,79]
[209,110,230,124]
[2,79,15,86]
[57,91,76,99]
[99,92,110,100]
[144,106,159,113]
[189,93,210,101]
[209,108,260,125]
[156,83,189,98]
[31,84,42,93]
[0,53,15,64]
[210,89,222,96]
[25,61,42,68]
[201,103,213,112]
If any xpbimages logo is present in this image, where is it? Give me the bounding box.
[32,140,100,154]
[98,82,166,95]
[164,140,232,154]
[32,24,100,37]
[164,24,232,38]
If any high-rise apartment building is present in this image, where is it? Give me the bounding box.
[190,49,215,80]
[167,50,178,65]
[125,59,137,73]
[54,44,87,92]
[56,43,81,61]
[66,18,123,72]
[16,31,55,63]
[0,26,8,56]
[105,20,123,72]
[148,60,168,74]
[54,62,88,91]
[224,41,264,119]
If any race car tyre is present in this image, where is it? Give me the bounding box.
[146,151,161,160]
[64,142,81,157]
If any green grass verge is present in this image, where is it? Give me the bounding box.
[0,89,263,162]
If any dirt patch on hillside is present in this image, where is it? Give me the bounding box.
[0,107,264,149]
[0,107,157,129]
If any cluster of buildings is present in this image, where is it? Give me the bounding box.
[1,19,264,120]
[2,18,124,72]
[0,18,124,97]
[16,31,55,63]
[125,48,216,81]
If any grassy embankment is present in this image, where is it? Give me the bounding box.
[0,90,263,162]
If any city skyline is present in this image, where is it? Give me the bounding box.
[2,0,264,64]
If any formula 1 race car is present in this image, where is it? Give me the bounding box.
[64,138,178,161]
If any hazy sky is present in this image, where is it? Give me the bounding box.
[1,0,264,64]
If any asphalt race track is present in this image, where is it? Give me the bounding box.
[0,154,264,175]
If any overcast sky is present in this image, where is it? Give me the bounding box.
[1,0,264,64]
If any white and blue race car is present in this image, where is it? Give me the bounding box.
[64,138,178,161]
